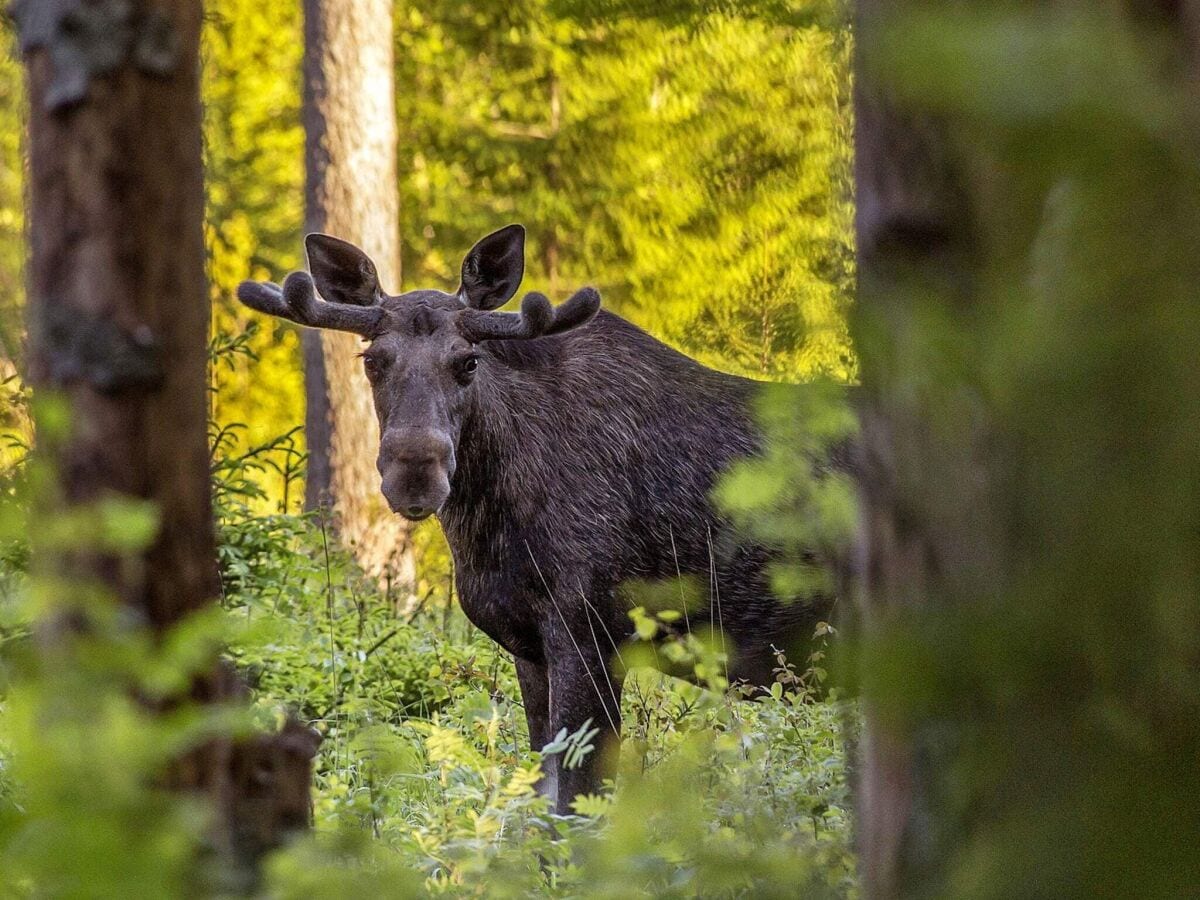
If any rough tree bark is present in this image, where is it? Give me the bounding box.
[302,0,413,585]
[14,0,315,881]
[853,2,1200,897]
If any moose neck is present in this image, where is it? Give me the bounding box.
[437,336,568,552]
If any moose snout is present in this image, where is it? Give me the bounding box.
[378,428,455,521]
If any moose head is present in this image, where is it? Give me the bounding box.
[237,225,600,521]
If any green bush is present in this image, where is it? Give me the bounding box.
[206,400,857,895]
[218,514,857,895]
[0,320,860,899]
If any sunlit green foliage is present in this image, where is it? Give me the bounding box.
[580,16,853,380]
[396,2,854,380]
[202,0,306,511]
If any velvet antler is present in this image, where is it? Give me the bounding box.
[236,271,386,337]
[457,287,601,343]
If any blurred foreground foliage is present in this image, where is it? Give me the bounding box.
[853,2,1200,896]
[0,398,245,896]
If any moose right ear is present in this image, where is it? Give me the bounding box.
[458,224,525,310]
[305,233,384,307]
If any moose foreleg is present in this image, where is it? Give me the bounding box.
[546,647,623,816]
[515,657,556,806]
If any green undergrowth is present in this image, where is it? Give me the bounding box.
[222,493,858,897]
[0,380,858,896]
[214,397,858,894]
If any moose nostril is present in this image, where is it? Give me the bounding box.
[399,455,438,468]
[405,506,431,519]
[380,428,454,470]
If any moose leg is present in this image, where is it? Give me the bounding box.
[515,657,556,805]
[547,648,624,815]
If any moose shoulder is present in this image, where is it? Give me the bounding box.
[238,224,835,814]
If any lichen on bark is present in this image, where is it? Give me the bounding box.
[11,0,179,110]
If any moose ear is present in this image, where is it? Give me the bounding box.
[305,233,383,307]
[458,224,525,310]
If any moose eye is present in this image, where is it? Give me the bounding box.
[363,355,385,380]
[455,355,480,384]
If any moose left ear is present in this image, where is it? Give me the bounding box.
[305,233,384,307]
[458,224,525,310]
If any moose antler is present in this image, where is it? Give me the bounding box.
[236,271,386,337]
[457,287,600,343]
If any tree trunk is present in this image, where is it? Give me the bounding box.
[21,0,216,626]
[16,0,314,881]
[302,0,413,585]
[854,2,1200,896]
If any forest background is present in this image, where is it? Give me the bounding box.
[0,0,853,507]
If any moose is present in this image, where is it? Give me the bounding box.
[237,225,836,813]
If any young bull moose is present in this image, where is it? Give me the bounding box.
[238,225,835,813]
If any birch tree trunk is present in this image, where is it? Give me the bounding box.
[302,0,413,586]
